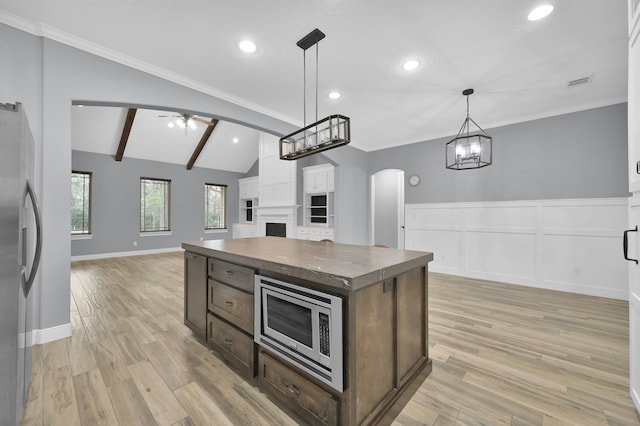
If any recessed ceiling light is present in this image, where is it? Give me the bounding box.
[402,60,420,71]
[239,40,257,53]
[76,104,85,108]
[233,138,239,143]
[528,4,554,21]
[328,91,341,100]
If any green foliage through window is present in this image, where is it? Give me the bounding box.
[141,178,170,232]
[71,171,91,234]
[205,184,226,230]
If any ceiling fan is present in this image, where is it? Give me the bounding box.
[158,113,213,134]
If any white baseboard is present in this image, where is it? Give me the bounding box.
[429,264,628,300]
[29,323,71,345]
[71,246,183,261]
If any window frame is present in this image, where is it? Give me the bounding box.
[140,177,171,233]
[71,170,92,236]
[204,183,227,231]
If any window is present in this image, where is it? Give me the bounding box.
[71,171,92,234]
[140,178,171,232]
[205,183,227,230]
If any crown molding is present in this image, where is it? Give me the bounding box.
[0,10,301,129]
[366,96,628,153]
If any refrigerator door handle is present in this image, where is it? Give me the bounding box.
[623,225,639,265]
[22,180,42,296]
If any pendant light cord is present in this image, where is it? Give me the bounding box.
[316,42,319,124]
[466,94,470,138]
[303,50,306,127]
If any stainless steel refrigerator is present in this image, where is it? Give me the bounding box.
[0,102,41,425]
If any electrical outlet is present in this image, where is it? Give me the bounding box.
[133,241,137,247]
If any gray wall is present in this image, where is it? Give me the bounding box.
[71,150,243,256]
[368,103,629,203]
[320,146,369,245]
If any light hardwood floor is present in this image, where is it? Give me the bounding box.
[22,252,640,425]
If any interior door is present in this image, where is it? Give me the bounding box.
[371,169,405,248]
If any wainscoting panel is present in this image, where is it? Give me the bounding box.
[405,198,628,299]
[541,234,625,294]
[465,231,537,280]
[405,229,463,269]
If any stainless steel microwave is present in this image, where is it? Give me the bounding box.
[254,274,344,392]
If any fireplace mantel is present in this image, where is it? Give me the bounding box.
[255,205,299,238]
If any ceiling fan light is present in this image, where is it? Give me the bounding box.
[177,120,186,129]
[167,122,175,128]
[188,120,196,129]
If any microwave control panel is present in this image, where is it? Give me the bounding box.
[319,312,330,356]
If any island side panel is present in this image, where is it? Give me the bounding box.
[353,280,396,424]
[397,266,427,384]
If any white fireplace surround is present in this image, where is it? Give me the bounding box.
[256,206,299,238]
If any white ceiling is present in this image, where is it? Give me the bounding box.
[0,0,629,171]
[71,106,259,172]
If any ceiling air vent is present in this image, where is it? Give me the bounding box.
[567,76,592,88]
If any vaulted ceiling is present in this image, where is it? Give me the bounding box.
[0,1,629,173]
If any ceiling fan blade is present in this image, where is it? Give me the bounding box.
[192,116,216,126]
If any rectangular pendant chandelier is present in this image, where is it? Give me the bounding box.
[280,114,350,160]
[279,29,351,160]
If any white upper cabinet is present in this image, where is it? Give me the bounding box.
[303,164,334,194]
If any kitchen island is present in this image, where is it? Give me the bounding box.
[182,237,433,425]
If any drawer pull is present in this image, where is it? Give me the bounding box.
[284,381,300,396]
[225,270,234,275]
[223,338,233,346]
[223,300,234,307]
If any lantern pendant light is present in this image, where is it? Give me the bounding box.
[445,89,492,170]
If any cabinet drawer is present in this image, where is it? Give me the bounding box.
[208,314,255,378]
[209,279,254,334]
[208,258,254,293]
[258,350,338,426]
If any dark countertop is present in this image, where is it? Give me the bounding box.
[182,237,433,291]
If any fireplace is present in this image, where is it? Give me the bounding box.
[266,222,286,238]
[256,205,298,238]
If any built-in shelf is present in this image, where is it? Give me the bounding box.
[238,176,259,224]
[302,164,335,228]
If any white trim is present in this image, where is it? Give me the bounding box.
[365,98,628,152]
[139,231,172,237]
[429,265,627,300]
[29,323,72,345]
[204,228,228,234]
[397,171,405,249]
[370,175,376,246]
[0,10,300,129]
[71,246,183,261]
[71,233,93,240]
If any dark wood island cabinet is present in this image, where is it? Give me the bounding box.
[182,237,433,425]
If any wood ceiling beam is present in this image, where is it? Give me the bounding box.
[187,119,219,170]
[115,108,137,161]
